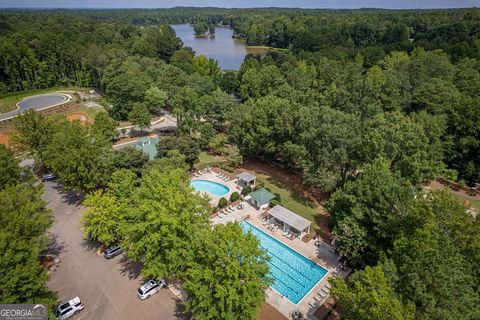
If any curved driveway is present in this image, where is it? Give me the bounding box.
[0,93,71,121]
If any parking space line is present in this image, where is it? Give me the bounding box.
[75,311,88,320]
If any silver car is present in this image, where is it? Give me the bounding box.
[56,297,84,319]
[137,279,166,300]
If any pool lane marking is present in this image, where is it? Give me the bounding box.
[242,221,329,303]
[244,224,318,281]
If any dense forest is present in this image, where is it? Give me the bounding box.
[1,7,480,320]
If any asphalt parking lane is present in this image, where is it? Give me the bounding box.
[44,182,184,320]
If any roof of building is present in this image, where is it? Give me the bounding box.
[268,204,311,232]
[249,187,276,205]
[134,137,159,160]
[237,171,256,182]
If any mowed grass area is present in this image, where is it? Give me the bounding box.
[451,193,480,210]
[256,173,319,225]
[195,151,225,169]
[0,87,80,113]
[241,160,331,237]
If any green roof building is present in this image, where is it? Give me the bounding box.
[135,137,159,160]
[248,187,276,210]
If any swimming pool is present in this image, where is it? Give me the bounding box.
[241,221,328,304]
[190,179,230,196]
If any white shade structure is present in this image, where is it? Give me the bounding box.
[237,171,256,188]
[267,205,311,235]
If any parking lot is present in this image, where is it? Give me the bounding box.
[44,182,185,320]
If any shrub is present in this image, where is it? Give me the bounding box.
[270,199,280,207]
[230,192,240,202]
[221,164,234,173]
[218,197,228,208]
[241,185,252,196]
[274,192,281,202]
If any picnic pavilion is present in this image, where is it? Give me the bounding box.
[237,171,257,189]
[266,204,311,236]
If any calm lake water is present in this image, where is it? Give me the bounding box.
[171,24,266,70]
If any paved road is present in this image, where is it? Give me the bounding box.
[44,182,185,320]
[0,93,70,121]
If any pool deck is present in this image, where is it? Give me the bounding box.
[191,170,240,206]
[200,170,351,319]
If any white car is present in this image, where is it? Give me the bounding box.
[137,279,166,300]
[56,297,85,319]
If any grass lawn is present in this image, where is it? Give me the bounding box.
[241,159,331,238]
[0,86,80,114]
[451,193,480,210]
[255,172,321,229]
[196,151,222,169]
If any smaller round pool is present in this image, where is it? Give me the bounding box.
[190,179,230,196]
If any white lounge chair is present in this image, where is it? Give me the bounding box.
[217,211,225,218]
[318,291,327,298]
[194,173,200,177]
[325,283,331,289]
[313,294,323,302]
[321,287,330,294]
[308,300,320,308]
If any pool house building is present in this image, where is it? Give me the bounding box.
[236,171,256,189]
[247,187,276,210]
[267,204,312,236]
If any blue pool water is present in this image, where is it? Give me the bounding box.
[190,179,230,196]
[241,221,328,304]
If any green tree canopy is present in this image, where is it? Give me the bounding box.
[144,86,167,114]
[93,112,118,142]
[12,110,57,159]
[42,121,112,191]
[331,266,415,320]
[0,184,56,310]
[128,103,151,131]
[327,158,414,265]
[156,135,200,167]
[120,168,210,278]
[111,147,149,176]
[0,145,20,189]
[184,222,271,320]
[359,111,444,184]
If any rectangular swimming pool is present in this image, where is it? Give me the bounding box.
[240,221,328,304]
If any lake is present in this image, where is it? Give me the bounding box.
[171,24,266,70]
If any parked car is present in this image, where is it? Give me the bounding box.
[137,279,167,300]
[104,244,123,259]
[56,297,84,319]
[42,173,57,181]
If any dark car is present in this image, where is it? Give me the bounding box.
[104,244,122,259]
[42,173,57,181]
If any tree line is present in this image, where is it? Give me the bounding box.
[0,145,57,318]
[1,7,479,320]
